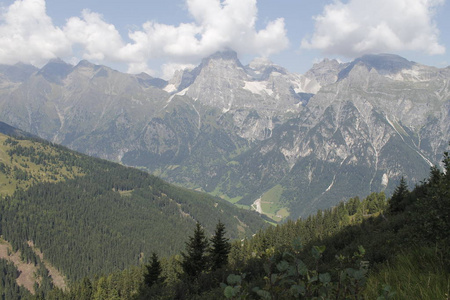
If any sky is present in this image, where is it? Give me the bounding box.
[0,0,449,79]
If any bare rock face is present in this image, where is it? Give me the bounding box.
[0,51,449,218]
[304,58,344,87]
[166,50,320,141]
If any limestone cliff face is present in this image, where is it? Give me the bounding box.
[0,52,448,218]
[230,55,449,216]
[167,50,319,141]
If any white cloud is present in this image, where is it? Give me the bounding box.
[301,0,446,57]
[0,0,71,66]
[0,0,289,78]
[126,62,156,77]
[64,10,125,62]
[118,0,289,76]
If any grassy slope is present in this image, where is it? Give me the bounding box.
[260,184,289,221]
[365,247,450,299]
[0,134,83,195]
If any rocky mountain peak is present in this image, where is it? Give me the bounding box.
[69,60,111,82]
[0,62,38,82]
[305,58,344,87]
[135,72,168,89]
[338,53,415,80]
[360,53,415,72]
[196,50,246,75]
[184,50,249,108]
[246,57,287,80]
[75,60,96,68]
[166,66,199,92]
[165,51,242,93]
[201,49,242,65]
[37,58,73,84]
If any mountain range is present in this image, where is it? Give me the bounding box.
[0,51,449,219]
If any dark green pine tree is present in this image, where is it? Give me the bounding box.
[389,177,409,214]
[416,149,450,245]
[428,165,443,186]
[181,222,209,278]
[144,252,163,287]
[209,221,231,271]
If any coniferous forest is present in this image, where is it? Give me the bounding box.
[0,129,449,299]
[0,131,264,297]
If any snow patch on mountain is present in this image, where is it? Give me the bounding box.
[164,84,177,93]
[243,81,273,96]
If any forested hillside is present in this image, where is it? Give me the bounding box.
[37,146,449,299]
[0,129,266,294]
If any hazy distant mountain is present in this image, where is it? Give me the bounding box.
[0,51,448,219]
[0,63,37,83]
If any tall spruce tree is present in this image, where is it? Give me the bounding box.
[209,221,231,270]
[180,222,209,278]
[389,177,409,214]
[144,252,163,287]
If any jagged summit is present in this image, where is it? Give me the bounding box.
[165,50,243,93]
[246,57,287,80]
[304,58,344,87]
